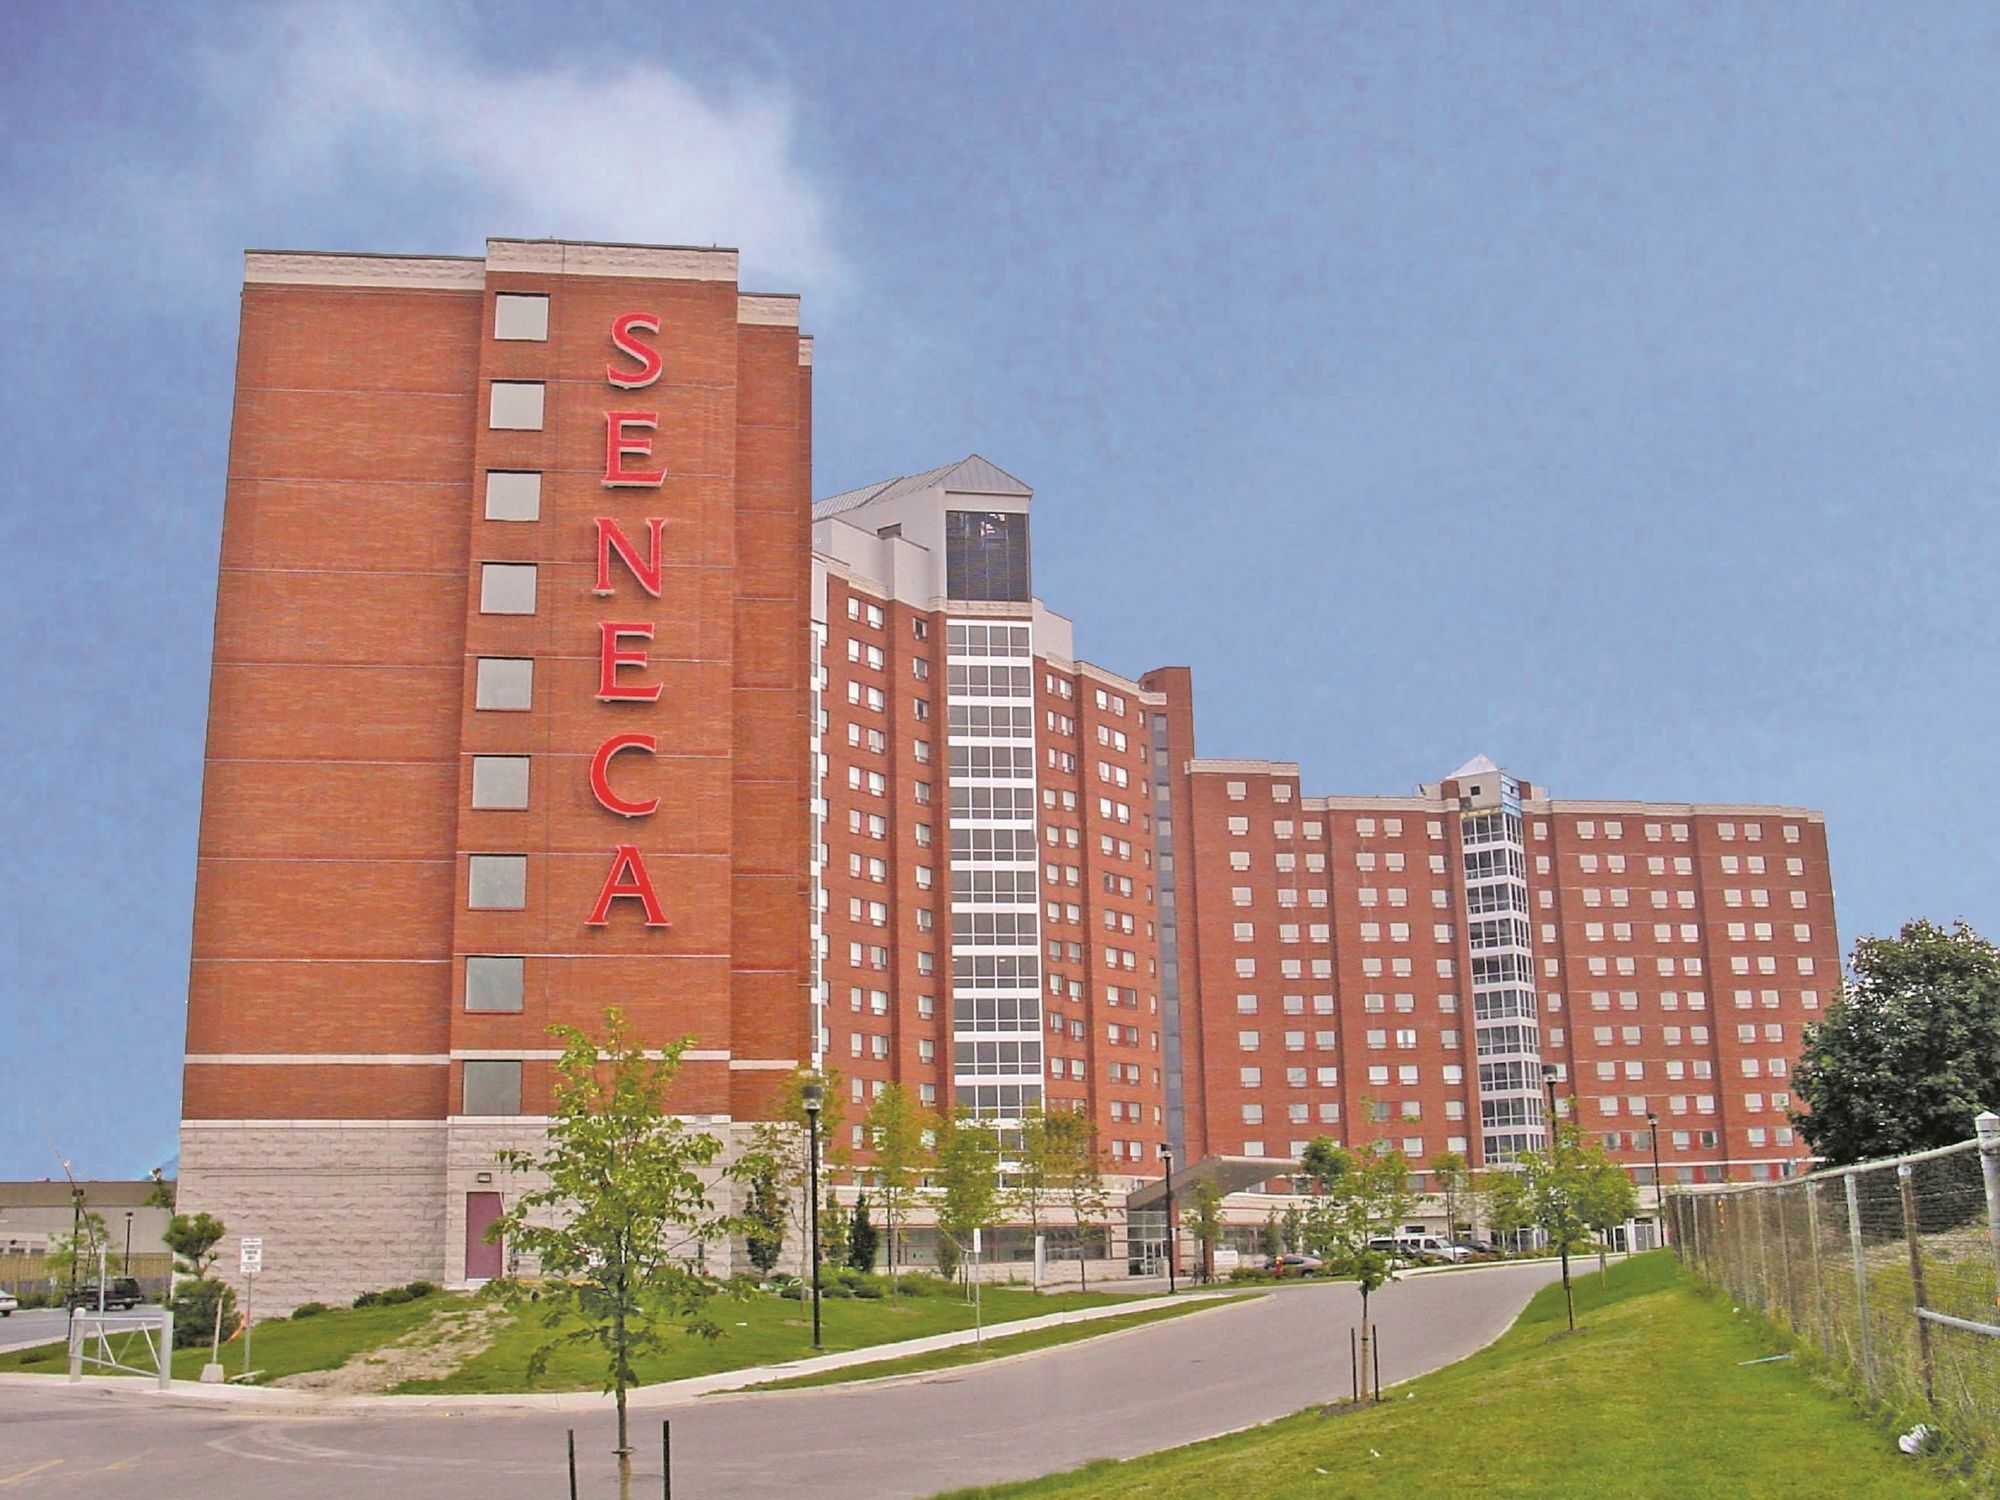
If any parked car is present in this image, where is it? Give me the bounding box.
[1367,1234,1472,1264]
[1452,1237,1497,1256]
[1264,1253,1325,1276]
[0,1289,17,1316]
[65,1277,144,1310]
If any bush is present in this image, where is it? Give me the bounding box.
[1228,1267,1279,1285]
[777,1282,804,1300]
[290,1301,329,1319]
[352,1280,440,1310]
[895,1272,950,1296]
[403,1281,439,1300]
[822,1281,854,1299]
[852,1278,885,1299]
[170,1278,237,1349]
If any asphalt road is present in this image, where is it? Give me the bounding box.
[0,1262,1560,1499]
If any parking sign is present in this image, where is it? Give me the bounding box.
[239,1237,263,1275]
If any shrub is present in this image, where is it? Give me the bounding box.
[823,1281,854,1299]
[290,1301,329,1319]
[170,1278,237,1349]
[895,1272,949,1296]
[777,1283,804,1300]
[403,1281,439,1300]
[852,1278,885,1299]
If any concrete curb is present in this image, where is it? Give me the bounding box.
[0,1288,1241,1414]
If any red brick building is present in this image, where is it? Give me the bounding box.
[180,240,813,1306]
[180,240,1838,1298]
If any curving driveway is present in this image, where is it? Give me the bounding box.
[0,1260,1560,1499]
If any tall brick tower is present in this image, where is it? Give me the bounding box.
[179,239,814,1308]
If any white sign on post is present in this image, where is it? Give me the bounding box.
[239,1237,263,1275]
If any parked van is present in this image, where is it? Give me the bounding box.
[1365,1234,1471,1265]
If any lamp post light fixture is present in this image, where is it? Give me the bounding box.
[1160,1144,1177,1295]
[1647,1111,1668,1249]
[66,1187,84,1315]
[802,1082,824,1351]
[123,1211,134,1274]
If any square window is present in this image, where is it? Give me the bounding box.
[464,955,524,1012]
[484,470,542,521]
[462,1059,522,1115]
[468,854,527,909]
[492,293,550,341]
[471,755,531,810]
[488,381,545,430]
[475,657,534,710]
[480,563,538,615]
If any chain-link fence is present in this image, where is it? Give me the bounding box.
[1669,1114,2000,1475]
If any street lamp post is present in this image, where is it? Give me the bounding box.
[1542,1063,1576,1329]
[1160,1145,1177,1295]
[66,1188,83,1314]
[1647,1111,1667,1250]
[802,1083,823,1351]
[124,1211,134,1275]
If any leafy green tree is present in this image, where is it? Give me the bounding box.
[1259,1210,1284,1264]
[864,1083,935,1289]
[1578,1150,1639,1278]
[821,1190,851,1272]
[46,1210,112,1287]
[1022,1108,1107,1289]
[741,1155,786,1278]
[1296,1136,1346,1196]
[741,1067,848,1282]
[848,1194,879,1271]
[1280,1203,1304,1254]
[1302,1140,1416,1396]
[1187,1179,1227,1282]
[488,1009,733,1467]
[163,1211,228,1278]
[1794,920,2000,1163]
[1428,1150,1470,1242]
[935,1110,1005,1293]
[144,1169,176,1212]
[161,1210,232,1350]
[1487,1122,1630,1331]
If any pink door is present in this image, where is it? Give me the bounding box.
[465,1192,504,1280]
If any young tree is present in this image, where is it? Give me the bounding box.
[144,1169,176,1213]
[820,1191,851,1273]
[1259,1210,1284,1264]
[1280,1203,1304,1255]
[1302,1140,1416,1396]
[1486,1122,1630,1331]
[741,1155,786,1278]
[163,1212,227,1278]
[847,1194,879,1272]
[46,1210,111,1292]
[1794,920,2000,1163]
[1428,1150,1470,1243]
[1039,1109,1109,1290]
[864,1083,935,1290]
[488,1009,733,1466]
[935,1110,1005,1294]
[160,1211,231,1350]
[1578,1151,1640,1279]
[1187,1179,1227,1282]
[741,1067,849,1283]
[1014,1105,1054,1253]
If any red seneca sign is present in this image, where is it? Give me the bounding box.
[586,311,670,928]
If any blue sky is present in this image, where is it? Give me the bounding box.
[3,1,1996,1179]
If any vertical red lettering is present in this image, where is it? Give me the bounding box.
[586,844,668,926]
[593,517,666,596]
[597,622,662,702]
[603,411,666,487]
[589,734,659,817]
[606,312,664,388]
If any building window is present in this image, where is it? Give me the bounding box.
[484,470,542,521]
[944,510,1030,601]
[462,1059,523,1115]
[475,658,534,711]
[464,956,525,1012]
[480,563,538,615]
[488,381,545,430]
[492,293,550,341]
[468,854,527,910]
[471,756,530,810]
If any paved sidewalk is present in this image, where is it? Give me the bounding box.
[0,1285,1240,1413]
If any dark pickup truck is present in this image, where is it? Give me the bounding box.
[66,1277,145,1310]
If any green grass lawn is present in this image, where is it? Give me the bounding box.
[933,1253,1971,1499]
[395,1283,1136,1394]
[0,1293,466,1383]
[743,1293,1261,1391]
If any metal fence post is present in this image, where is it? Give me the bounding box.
[1897,1163,1936,1408]
[1775,1185,1798,1330]
[1977,1110,2000,1307]
[1752,1188,1773,1315]
[1844,1171,1875,1396]
[1803,1181,1832,1362]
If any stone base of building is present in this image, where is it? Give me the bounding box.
[177,1117,754,1315]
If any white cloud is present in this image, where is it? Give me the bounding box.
[26,5,843,303]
